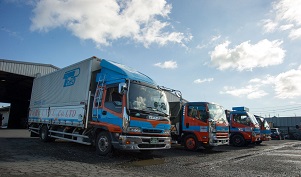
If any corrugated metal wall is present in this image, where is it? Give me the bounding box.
[265,117,301,127]
[0,59,59,77]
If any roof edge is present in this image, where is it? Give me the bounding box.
[0,59,60,70]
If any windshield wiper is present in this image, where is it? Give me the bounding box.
[142,107,167,116]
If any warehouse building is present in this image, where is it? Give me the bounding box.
[265,116,301,138]
[0,59,59,128]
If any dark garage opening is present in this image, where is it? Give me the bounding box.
[0,71,34,128]
[0,59,59,129]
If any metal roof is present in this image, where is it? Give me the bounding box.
[0,59,59,77]
[265,116,301,127]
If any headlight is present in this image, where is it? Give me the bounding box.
[127,127,141,133]
[163,129,170,135]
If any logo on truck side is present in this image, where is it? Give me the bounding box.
[63,68,80,87]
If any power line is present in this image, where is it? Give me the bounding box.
[251,103,301,110]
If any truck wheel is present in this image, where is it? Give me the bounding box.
[231,134,245,147]
[184,134,198,151]
[96,131,112,156]
[39,125,51,142]
[255,141,262,145]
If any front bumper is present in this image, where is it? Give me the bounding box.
[114,135,171,150]
[210,138,229,146]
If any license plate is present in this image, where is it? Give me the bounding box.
[150,138,158,144]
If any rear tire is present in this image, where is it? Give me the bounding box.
[96,131,112,156]
[39,125,51,142]
[184,134,198,151]
[231,134,245,147]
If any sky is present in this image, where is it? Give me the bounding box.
[1,0,301,117]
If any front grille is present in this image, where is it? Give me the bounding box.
[141,139,165,143]
[216,132,229,139]
[138,144,166,148]
[142,129,162,134]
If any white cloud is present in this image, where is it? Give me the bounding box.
[220,85,268,99]
[280,24,294,31]
[274,66,301,98]
[221,66,301,99]
[288,28,301,40]
[154,60,177,69]
[196,34,221,50]
[262,19,278,33]
[262,0,301,40]
[196,44,206,49]
[210,39,285,71]
[211,35,221,42]
[193,78,214,84]
[30,0,191,47]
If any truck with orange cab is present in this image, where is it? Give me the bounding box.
[255,115,271,144]
[28,56,171,155]
[225,107,261,147]
[169,100,229,151]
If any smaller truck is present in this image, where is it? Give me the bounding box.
[225,107,261,147]
[169,98,229,151]
[255,115,271,144]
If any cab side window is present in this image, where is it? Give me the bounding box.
[188,105,207,122]
[94,87,103,107]
[104,86,122,113]
[233,114,250,125]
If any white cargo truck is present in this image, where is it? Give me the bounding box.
[28,56,172,155]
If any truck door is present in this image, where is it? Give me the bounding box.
[184,104,208,140]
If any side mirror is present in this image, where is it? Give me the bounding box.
[118,83,127,94]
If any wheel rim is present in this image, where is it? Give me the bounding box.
[234,137,241,144]
[186,137,196,150]
[233,136,244,146]
[98,136,109,152]
[41,128,47,139]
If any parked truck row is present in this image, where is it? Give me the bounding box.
[28,56,271,155]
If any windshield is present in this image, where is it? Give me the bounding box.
[247,113,259,125]
[208,103,228,123]
[263,120,270,129]
[128,83,169,116]
[256,118,262,126]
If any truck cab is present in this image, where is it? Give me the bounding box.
[170,101,229,150]
[226,107,261,147]
[255,115,271,144]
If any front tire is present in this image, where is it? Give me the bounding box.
[184,134,198,151]
[231,134,245,147]
[255,141,262,145]
[96,131,112,156]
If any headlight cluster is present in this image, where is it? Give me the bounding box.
[163,129,170,135]
[127,127,141,133]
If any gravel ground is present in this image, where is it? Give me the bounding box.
[0,129,301,177]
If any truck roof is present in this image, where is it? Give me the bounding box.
[98,59,156,85]
[232,106,249,112]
